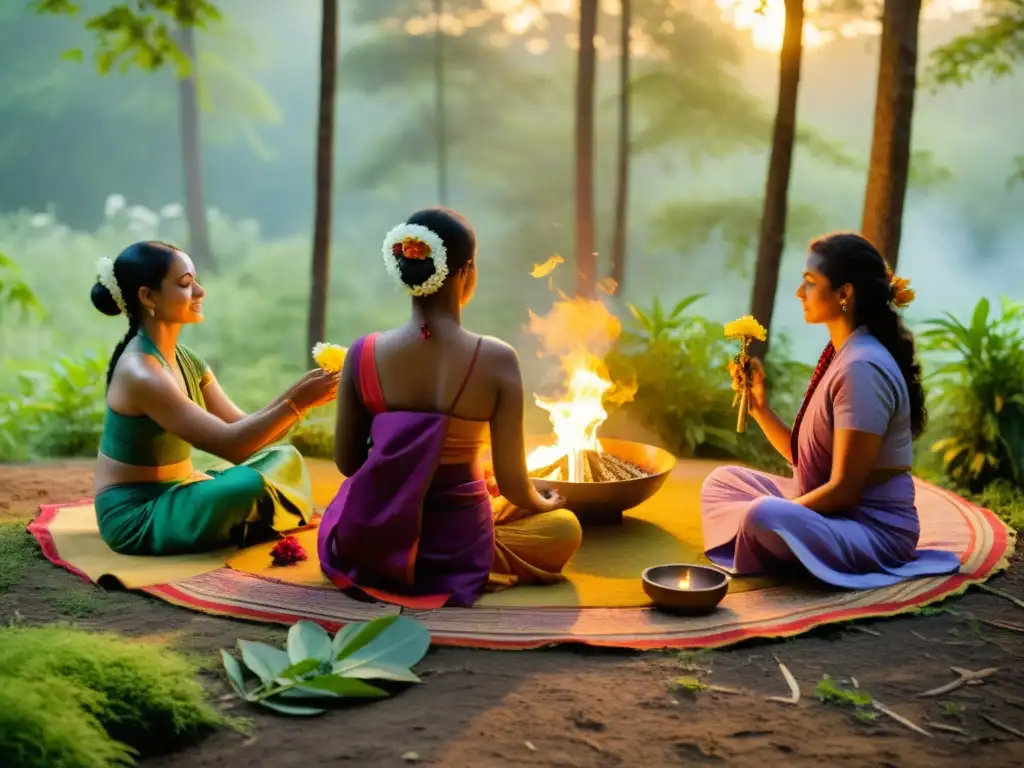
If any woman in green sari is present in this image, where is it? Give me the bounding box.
[90,241,337,555]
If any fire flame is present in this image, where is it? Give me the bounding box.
[677,573,692,590]
[523,260,636,481]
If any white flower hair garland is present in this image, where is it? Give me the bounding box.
[96,256,128,316]
[381,222,449,297]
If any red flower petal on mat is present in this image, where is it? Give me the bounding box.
[270,536,308,567]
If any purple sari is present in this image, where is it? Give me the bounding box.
[317,334,494,608]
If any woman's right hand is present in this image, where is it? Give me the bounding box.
[534,488,567,514]
[729,357,767,413]
[290,368,340,411]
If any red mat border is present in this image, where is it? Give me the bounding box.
[27,481,1015,651]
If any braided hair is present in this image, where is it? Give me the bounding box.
[90,241,179,386]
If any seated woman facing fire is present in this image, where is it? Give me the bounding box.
[319,207,583,608]
[701,233,961,587]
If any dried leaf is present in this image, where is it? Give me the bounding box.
[873,701,932,737]
[765,655,800,705]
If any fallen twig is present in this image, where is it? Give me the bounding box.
[922,719,970,736]
[917,667,999,698]
[909,630,983,647]
[980,713,1024,739]
[975,617,1024,634]
[873,701,932,737]
[848,625,882,637]
[765,655,800,705]
[976,583,1024,612]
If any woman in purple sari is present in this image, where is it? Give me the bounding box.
[318,208,582,608]
[701,233,961,588]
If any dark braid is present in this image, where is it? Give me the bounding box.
[105,318,141,387]
[809,232,927,437]
[90,241,179,388]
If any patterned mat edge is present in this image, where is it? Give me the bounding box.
[28,487,1017,651]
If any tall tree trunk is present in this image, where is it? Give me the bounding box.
[861,0,921,270]
[574,0,598,298]
[434,0,448,205]
[749,0,804,358]
[178,25,215,273]
[307,0,338,352]
[609,0,631,296]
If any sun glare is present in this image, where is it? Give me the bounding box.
[715,0,983,54]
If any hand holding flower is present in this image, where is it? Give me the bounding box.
[723,315,768,433]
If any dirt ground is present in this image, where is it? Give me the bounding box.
[4,462,1024,768]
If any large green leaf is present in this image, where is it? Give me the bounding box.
[237,639,290,684]
[332,616,431,675]
[221,649,250,698]
[298,674,388,698]
[287,620,333,664]
[332,615,399,660]
[256,697,326,717]
[338,663,423,684]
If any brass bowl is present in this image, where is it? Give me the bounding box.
[641,563,730,615]
[527,437,676,525]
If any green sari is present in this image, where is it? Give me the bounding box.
[94,330,312,555]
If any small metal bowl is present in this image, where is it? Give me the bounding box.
[641,563,730,615]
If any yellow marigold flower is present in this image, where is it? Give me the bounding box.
[723,315,767,342]
[312,342,347,373]
[890,276,915,309]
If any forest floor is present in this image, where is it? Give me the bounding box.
[3,460,1024,767]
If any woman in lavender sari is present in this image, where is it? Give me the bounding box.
[318,208,582,608]
[701,233,961,588]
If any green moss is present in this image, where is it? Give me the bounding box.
[0,521,38,591]
[0,626,244,757]
[0,675,135,768]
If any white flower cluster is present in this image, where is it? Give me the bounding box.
[381,223,449,298]
[95,256,127,316]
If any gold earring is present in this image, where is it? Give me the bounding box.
[840,301,847,314]
[149,307,155,317]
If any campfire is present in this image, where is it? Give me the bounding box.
[522,289,648,484]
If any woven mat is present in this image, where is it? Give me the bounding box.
[29,463,1014,649]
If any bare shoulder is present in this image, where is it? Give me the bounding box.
[478,335,520,376]
[117,351,175,395]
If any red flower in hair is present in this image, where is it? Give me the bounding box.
[401,237,432,260]
[270,536,308,567]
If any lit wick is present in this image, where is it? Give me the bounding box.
[676,572,691,590]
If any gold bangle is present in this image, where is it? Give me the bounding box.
[284,397,302,418]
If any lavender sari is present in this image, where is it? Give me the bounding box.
[701,328,961,588]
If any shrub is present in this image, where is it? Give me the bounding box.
[0,675,135,768]
[0,625,241,757]
[0,350,108,461]
[920,298,1024,491]
[607,295,811,473]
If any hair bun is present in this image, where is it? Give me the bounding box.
[90,282,122,317]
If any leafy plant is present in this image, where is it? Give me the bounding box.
[0,350,109,461]
[289,417,334,459]
[220,616,430,716]
[0,625,238,762]
[919,298,1024,490]
[0,252,42,319]
[607,294,809,473]
[608,294,738,459]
